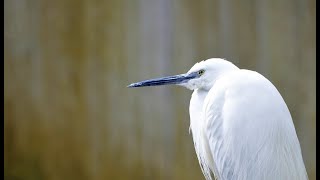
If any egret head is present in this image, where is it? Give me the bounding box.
[128,58,239,91]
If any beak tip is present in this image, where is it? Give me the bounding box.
[127,83,137,88]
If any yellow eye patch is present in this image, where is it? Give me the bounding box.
[198,69,205,76]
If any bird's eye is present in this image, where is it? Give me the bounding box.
[198,70,205,76]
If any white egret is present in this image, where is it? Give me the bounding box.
[128,58,308,180]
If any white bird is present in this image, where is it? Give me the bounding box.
[128,58,308,180]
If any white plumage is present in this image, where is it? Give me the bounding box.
[128,58,308,180]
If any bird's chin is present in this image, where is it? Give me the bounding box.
[178,83,196,90]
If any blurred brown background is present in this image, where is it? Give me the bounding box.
[4,0,316,180]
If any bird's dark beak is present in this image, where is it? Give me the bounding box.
[127,73,197,88]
